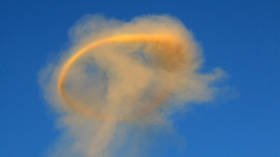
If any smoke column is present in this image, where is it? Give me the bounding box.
[40,15,222,157]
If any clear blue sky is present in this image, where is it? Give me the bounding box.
[0,0,279,157]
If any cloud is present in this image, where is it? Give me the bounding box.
[40,15,223,157]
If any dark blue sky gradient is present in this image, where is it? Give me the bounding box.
[0,0,279,156]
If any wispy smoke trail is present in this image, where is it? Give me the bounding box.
[40,15,222,157]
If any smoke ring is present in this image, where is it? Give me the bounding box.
[57,34,185,121]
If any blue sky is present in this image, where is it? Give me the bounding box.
[0,0,279,157]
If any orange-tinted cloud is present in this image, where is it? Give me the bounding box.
[40,15,222,157]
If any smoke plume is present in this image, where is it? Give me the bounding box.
[40,15,222,157]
